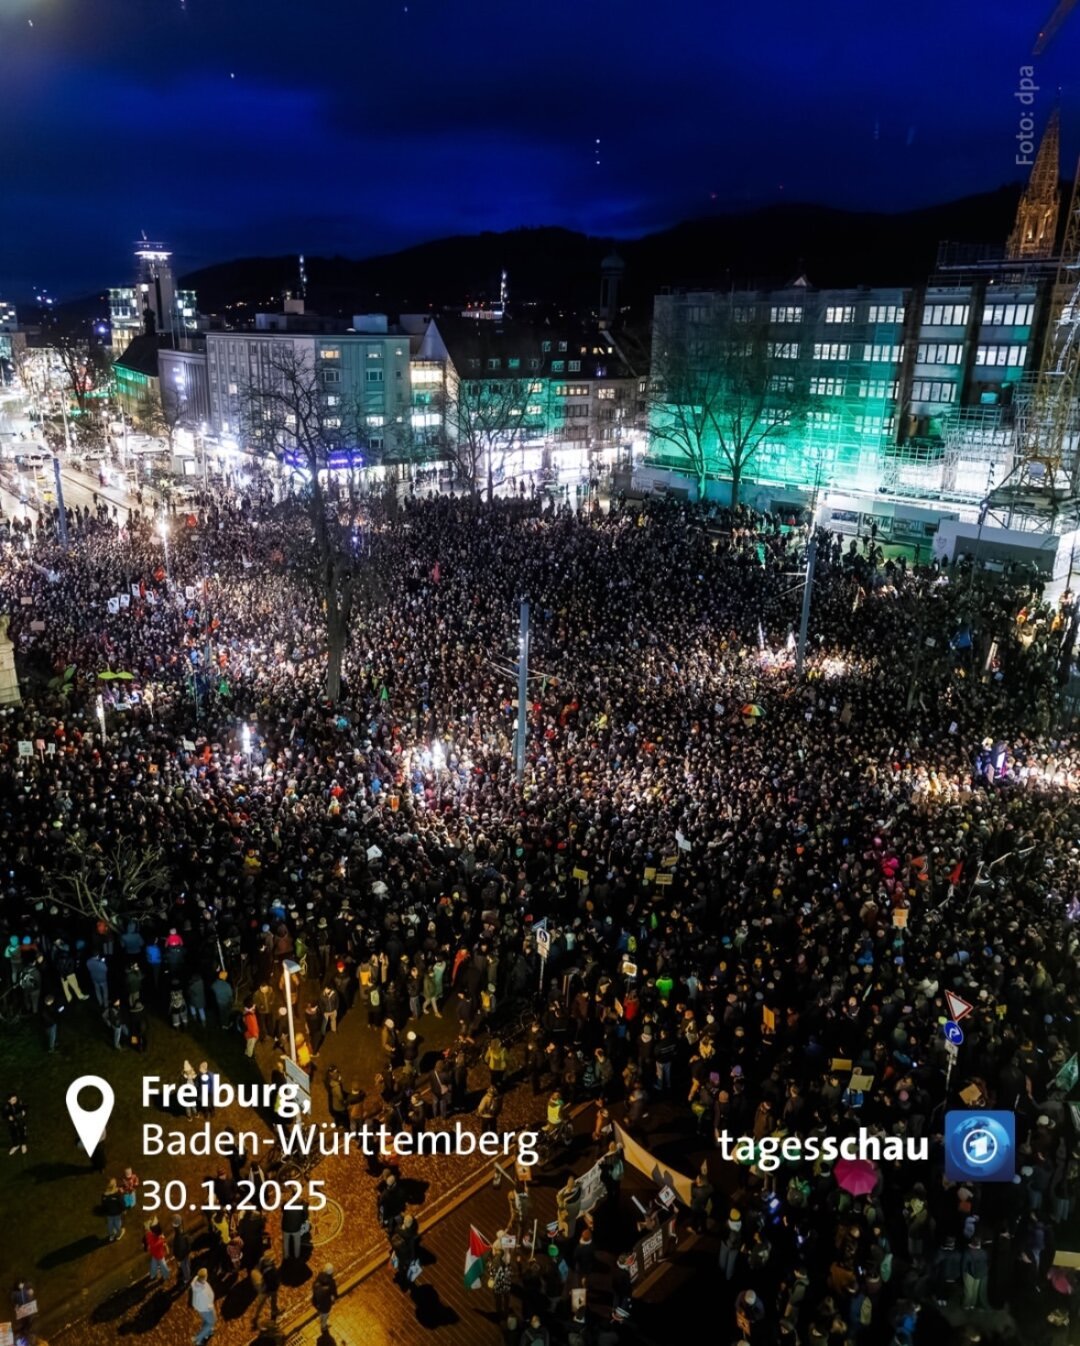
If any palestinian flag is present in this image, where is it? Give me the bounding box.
[464,1226,490,1290]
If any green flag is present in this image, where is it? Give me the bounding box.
[1054,1053,1078,1093]
[380,684,389,703]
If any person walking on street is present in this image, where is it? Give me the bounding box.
[190,1268,216,1343]
[4,1094,27,1155]
[145,1221,170,1283]
[962,1237,991,1310]
[312,1264,339,1332]
[103,1178,125,1242]
[172,1216,192,1286]
[282,1200,307,1261]
[242,1003,259,1058]
[250,1250,280,1327]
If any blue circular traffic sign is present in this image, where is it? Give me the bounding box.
[944,1021,964,1046]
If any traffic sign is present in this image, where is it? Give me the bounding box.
[944,1021,964,1047]
[946,990,974,1023]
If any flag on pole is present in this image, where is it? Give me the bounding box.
[464,1226,491,1290]
[1054,1053,1078,1093]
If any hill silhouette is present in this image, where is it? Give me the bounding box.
[176,186,1028,318]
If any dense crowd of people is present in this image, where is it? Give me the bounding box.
[1,478,1079,1345]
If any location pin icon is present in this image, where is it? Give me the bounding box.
[66,1075,115,1155]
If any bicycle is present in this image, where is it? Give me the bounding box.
[533,1117,575,1168]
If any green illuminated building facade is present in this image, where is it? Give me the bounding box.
[648,276,1052,509]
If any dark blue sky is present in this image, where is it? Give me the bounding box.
[0,0,1076,298]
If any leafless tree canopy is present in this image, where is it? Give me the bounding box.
[239,345,372,700]
[47,836,170,933]
[434,371,536,498]
[648,302,809,503]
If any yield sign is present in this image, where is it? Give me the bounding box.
[945,990,974,1023]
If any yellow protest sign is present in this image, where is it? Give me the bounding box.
[572,867,588,882]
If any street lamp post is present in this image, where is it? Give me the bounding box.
[515,599,530,784]
[51,456,69,550]
[795,533,817,680]
[282,959,301,1064]
[158,515,170,581]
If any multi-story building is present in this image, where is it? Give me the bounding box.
[158,343,211,428]
[645,112,1063,528]
[205,311,411,459]
[109,239,199,356]
[416,316,644,478]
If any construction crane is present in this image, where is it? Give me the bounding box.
[1010,156,1080,502]
[1034,0,1079,54]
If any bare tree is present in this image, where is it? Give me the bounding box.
[47,836,170,932]
[134,383,187,453]
[435,369,537,499]
[240,345,370,701]
[648,301,809,504]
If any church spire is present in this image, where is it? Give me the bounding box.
[1007,107,1061,260]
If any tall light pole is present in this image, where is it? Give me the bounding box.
[795,534,817,678]
[52,456,69,549]
[158,515,170,581]
[515,599,530,784]
[282,959,300,1064]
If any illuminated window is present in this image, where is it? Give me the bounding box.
[770,306,803,323]
[982,303,1034,326]
[541,341,551,353]
[865,344,904,363]
[867,304,904,323]
[769,375,796,392]
[824,306,855,323]
[810,376,844,394]
[597,387,616,400]
[916,343,963,364]
[325,417,342,428]
[508,357,521,369]
[551,360,565,372]
[558,341,567,352]
[923,304,970,326]
[975,344,1027,366]
[321,348,341,359]
[812,343,850,360]
[767,342,800,359]
[911,380,956,403]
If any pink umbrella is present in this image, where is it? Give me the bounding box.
[834,1158,879,1196]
